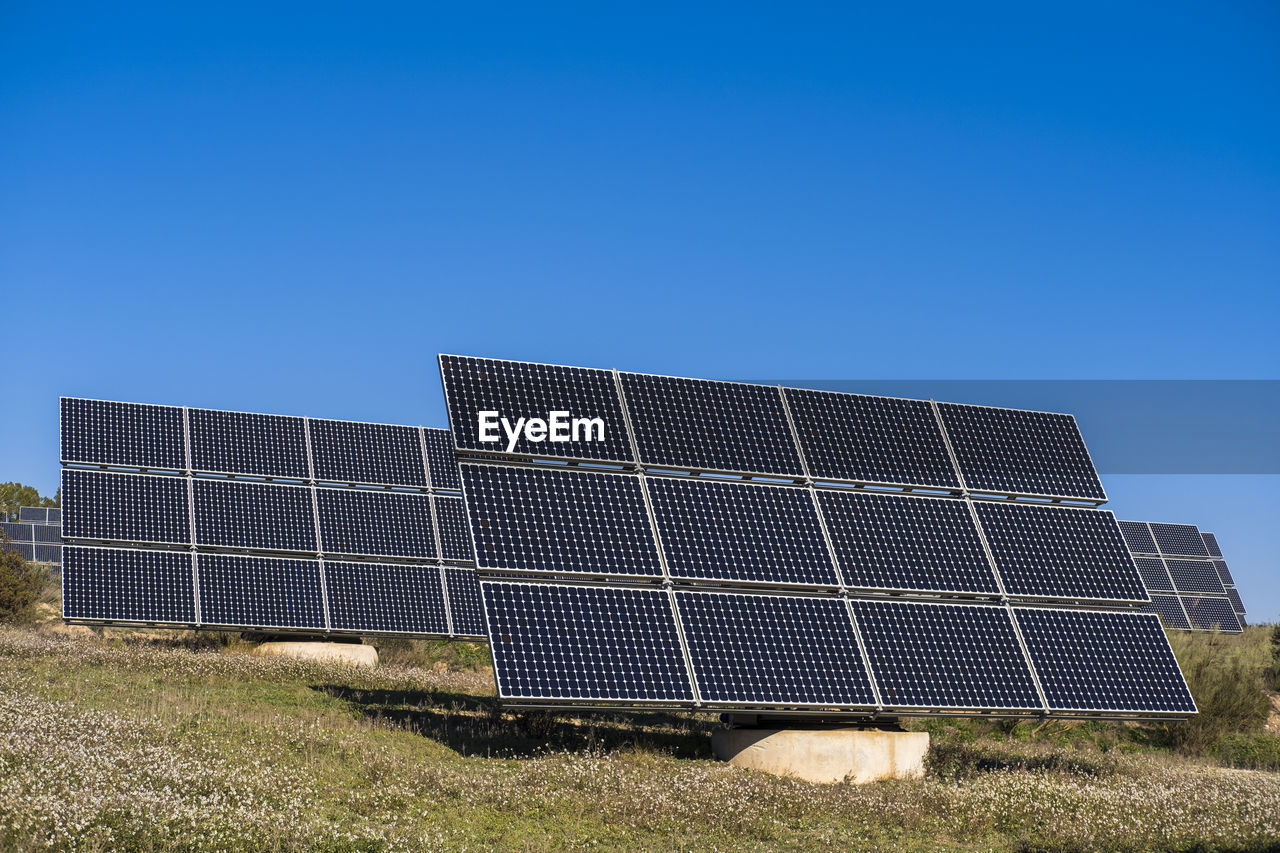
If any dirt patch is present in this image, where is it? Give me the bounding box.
[1266,694,1280,734]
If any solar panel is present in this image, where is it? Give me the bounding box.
[817,491,998,595]
[851,600,1041,711]
[482,581,693,703]
[61,398,187,470]
[315,488,435,560]
[46,508,61,524]
[432,494,474,563]
[3,542,35,560]
[325,561,449,635]
[647,477,838,587]
[973,503,1146,602]
[1117,520,1158,554]
[1014,608,1196,713]
[191,479,316,552]
[461,463,662,578]
[1181,596,1241,632]
[1163,559,1226,595]
[1133,557,1175,592]
[1149,522,1210,557]
[444,567,486,636]
[187,409,309,479]
[35,544,62,563]
[619,373,804,477]
[782,388,960,489]
[423,427,463,491]
[1141,594,1191,630]
[62,546,194,623]
[1212,559,1235,587]
[0,521,29,540]
[197,553,325,629]
[33,524,62,543]
[308,419,429,487]
[62,470,190,546]
[19,506,48,523]
[1225,587,1245,616]
[675,590,875,707]
[1200,531,1223,558]
[440,355,634,463]
[935,403,1106,501]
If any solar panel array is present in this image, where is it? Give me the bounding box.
[60,398,485,640]
[442,355,1195,719]
[1,510,62,566]
[1121,520,1245,633]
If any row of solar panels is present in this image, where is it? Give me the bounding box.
[1,519,62,543]
[60,398,462,491]
[1,515,62,565]
[2,542,63,563]
[15,506,61,524]
[439,355,1108,503]
[1121,520,1246,633]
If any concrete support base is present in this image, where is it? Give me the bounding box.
[251,641,379,668]
[712,727,929,784]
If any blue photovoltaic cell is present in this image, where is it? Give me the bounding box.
[1014,608,1196,713]
[197,554,325,629]
[433,494,474,563]
[33,524,62,543]
[325,562,449,635]
[482,582,693,702]
[1226,588,1245,616]
[1133,557,1175,592]
[423,427,463,491]
[1213,560,1236,587]
[1149,523,1210,558]
[62,547,194,623]
[1200,532,1223,559]
[445,567,486,636]
[974,503,1146,602]
[35,544,62,563]
[676,591,875,707]
[1164,559,1226,595]
[315,489,436,559]
[1,522,29,540]
[192,479,316,552]
[1141,594,1190,630]
[619,372,804,477]
[1118,521,1158,555]
[852,600,1041,710]
[19,507,48,523]
[47,508,61,524]
[440,355,634,463]
[309,419,429,487]
[782,388,960,489]
[462,464,662,577]
[936,403,1106,501]
[2,542,35,560]
[647,477,837,586]
[1182,597,1242,632]
[62,470,190,546]
[60,398,187,470]
[188,409,309,479]
[817,491,998,594]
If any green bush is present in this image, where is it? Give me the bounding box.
[1212,732,1280,771]
[926,737,1117,780]
[1267,624,1280,692]
[1153,630,1272,753]
[0,548,44,623]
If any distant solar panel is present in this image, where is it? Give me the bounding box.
[432,494,474,563]
[325,562,449,635]
[62,546,194,624]
[935,403,1106,501]
[1149,523,1210,558]
[1200,531,1223,559]
[197,554,325,629]
[440,355,635,463]
[974,503,1146,602]
[1225,587,1245,616]
[1117,521,1158,554]
[462,464,662,578]
[61,398,187,470]
[647,477,838,587]
[1014,608,1196,714]
[619,373,805,477]
[1133,557,1175,593]
[309,419,429,487]
[817,491,998,595]
[676,590,875,707]
[19,506,48,523]
[1141,594,1191,631]
[1180,596,1242,633]
[444,567,486,636]
[782,388,960,490]
[852,600,1041,711]
[1163,559,1226,595]
[33,524,62,543]
[188,409,309,479]
[191,479,316,552]
[2,542,35,560]
[46,508,61,525]
[482,581,693,703]
[423,427,463,491]
[315,489,436,560]
[1212,559,1235,587]
[0,521,29,540]
[62,470,190,546]
[35,544,62,563]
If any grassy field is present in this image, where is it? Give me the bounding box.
[1,589,1279,851]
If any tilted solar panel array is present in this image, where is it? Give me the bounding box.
[1121,520,1244,633]
[442,355,1194,719]
[59,398,485,639]
[1,510,62,566]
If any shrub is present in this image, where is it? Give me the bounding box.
[1153,630,1272,753]
[1267,624,1280,692]
[0,548,43,622]
[1212,733,1280,771]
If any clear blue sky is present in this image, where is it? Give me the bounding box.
[2,3,1276,618]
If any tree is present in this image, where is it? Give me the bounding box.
[0,482,59,520]
[0,546,42,622]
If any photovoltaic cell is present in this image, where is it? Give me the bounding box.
[1200,532,1223,559]
[1133,557,1175,592]
[47,508,61,524]
[619,373,804,477]
[309,419,428,487]
[19,506,48,523]
[647,478,838,586]
[462,464,661,577]
[62,547,194,623]
[676,591,875,707]
[1141,594,1191,630]
[33,524,62,543]
[35,544,62,563]
[2,542,35,560]
[62,470,190,546]
[197,554,325,629]
[482,582,693,702]
[817,492,998,594]
[61,398,187,470]
[1212,560,1235,587]
[782,388,960,489]
[936,403,1106,501]
[1149,523,1210,557]
[1118,521,1158,555]
[192,479,316,552]
[1180,596,1242,633]
[187,409,309,479]
[325,562,449,635]
[315,489,436,559]
[974,503,1146,602]
[1014,608,1196,713]
[444,567,486,636]
[0,522,29,540]
[423,427,462,491]
[1226,588,1245,616]
[852,600,1041,710]
[1164,559,1226,595]
[440,355,634,463]
[433,494,474,563]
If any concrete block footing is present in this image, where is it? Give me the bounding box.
[251,641,379,668]
[712,727,929,784]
